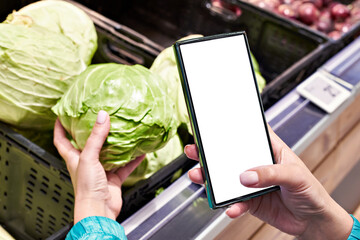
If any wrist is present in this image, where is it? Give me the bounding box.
[74,198,108,224]
[299,197,353,240]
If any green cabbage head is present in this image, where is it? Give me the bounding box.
[0,20,86,129]
[150,35,203,135]
[0,0,97,130]
[7,0,97,65]
[52,63,178,170]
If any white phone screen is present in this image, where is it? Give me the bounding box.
[179,34,275,205]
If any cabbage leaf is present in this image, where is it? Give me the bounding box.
[8,0,97,65]
[123,133,183,186]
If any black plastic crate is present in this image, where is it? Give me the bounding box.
[0,122,74,240]
[0,121,194,240]
[72,0,333,108]
[0,1,195,239]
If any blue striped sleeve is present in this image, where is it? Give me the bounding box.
[65,216,127,240]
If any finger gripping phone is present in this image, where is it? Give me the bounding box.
[174,32,279,209]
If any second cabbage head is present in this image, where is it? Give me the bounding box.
[0,22,86,129]
[0,0,97,130]
[52,63,178,170]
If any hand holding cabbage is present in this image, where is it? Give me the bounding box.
[52,63,178,170]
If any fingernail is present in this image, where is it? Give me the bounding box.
[184,145,190,152]
[225,207,232,215]
[96,110,107,124]
[240,171,259,186]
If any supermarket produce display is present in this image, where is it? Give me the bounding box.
[1,0,360,239]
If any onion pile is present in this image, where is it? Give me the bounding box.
[243,0,360,39]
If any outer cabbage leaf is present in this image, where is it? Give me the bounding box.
[250,52,260,73]
[250,53,266,92]
[0,22,86,129]
[255,71,266,93]
[8,0,97,65]
[123,133,183,186]
[150,35,203,135]
[52,63,178,170]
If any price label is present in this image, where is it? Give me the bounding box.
[297,72,351,113]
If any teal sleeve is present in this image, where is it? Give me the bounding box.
[65,216,127,240]
[348,215,360,240]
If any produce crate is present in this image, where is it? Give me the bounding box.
[0,122,74,240]
[73,0,333,109]
[0,121,193,240]
[0,1,195,240]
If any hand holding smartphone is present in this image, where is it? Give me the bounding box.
[174,32,279,209]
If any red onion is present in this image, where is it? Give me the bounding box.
[298,3,320,24]
[334,21,352,32]
[290,0,303,16]
[316,10,333,32]
[330,3,350,20]
[283,0,295,4]
[322,0,332,7]
[310,0,323,9]
[278,4,297,18]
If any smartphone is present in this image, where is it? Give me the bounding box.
[174,32,279,209]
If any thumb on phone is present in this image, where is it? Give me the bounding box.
[240,164,309,191]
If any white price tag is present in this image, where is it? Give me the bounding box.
[297,72,351,113]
